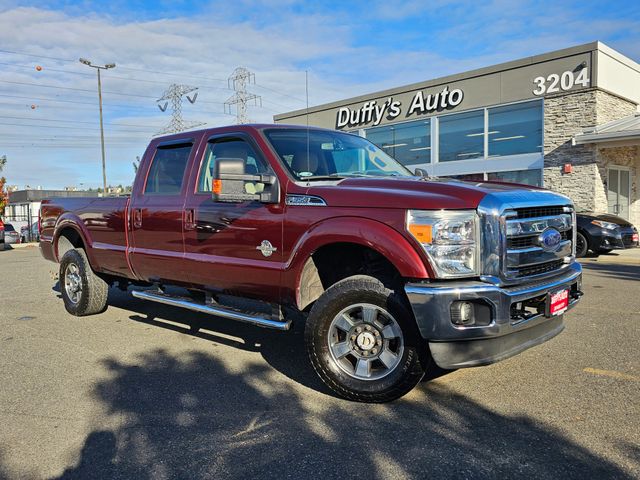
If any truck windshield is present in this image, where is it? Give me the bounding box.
[263,128,413,181]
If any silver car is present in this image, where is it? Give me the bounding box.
[3,223,20,245]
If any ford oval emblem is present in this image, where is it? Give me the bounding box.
[538,228,562,251]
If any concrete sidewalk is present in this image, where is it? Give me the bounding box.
[579,247,640,265]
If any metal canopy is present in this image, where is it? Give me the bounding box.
[574,113,640,145]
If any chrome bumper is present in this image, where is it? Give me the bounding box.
[405,262,582,369]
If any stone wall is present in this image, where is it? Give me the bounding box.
[543,89,638,222]
[543,89,598,210]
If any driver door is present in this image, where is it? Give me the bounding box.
[182,133,284,301]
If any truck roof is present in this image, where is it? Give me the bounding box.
[150,123,343,143]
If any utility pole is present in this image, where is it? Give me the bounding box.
[156,84,204,135]
[224,67,262,124]
[79,58,115,194]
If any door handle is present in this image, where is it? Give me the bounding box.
[184,209,196,231]
[132,208,142,229]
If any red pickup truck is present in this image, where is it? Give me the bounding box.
[40,124,583,402]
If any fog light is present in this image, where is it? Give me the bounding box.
[451,301,475,326]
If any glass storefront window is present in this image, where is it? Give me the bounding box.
[366,119,430,166]
[488,101,542,157]
[440,173,485,182]
[487,169,542,186]
[438,109,484,162]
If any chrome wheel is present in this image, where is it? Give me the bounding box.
[327,303,404,381]
[64,263,83,304]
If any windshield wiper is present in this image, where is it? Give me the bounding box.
[300,174,347,181]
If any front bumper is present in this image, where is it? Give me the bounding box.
[594,226,639,250]
[405,262,582,369]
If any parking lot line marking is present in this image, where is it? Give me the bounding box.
[583,368,639,382]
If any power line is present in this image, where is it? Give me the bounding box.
[0,120,157,132]
[0,49,228,83]
[0,93,155,110]
[0,79,158,99]
[0,115,160,130]
[0,79,231,106]
[0,61,232,91]
[1,144,142,149]
[0,49,304,108]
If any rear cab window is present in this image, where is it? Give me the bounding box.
[144,142,193,195]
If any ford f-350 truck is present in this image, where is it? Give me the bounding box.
[40,124,583,402]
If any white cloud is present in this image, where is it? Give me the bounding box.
[0,2,638,189]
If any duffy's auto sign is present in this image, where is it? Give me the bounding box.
[335,86,464,129]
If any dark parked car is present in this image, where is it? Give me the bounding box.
[576,212,639,257]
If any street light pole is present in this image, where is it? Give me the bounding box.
[79,58,116,194]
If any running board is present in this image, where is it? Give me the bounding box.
[131,290,291,331]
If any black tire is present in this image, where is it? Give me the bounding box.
[305,275,427,403]
[59,248,109,316]
[575,232,588,258]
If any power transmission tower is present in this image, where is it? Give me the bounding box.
[224,67,262,124]
[156,84,205,135]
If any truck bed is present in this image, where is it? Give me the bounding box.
[40,196,133,278]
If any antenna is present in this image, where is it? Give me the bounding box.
[306,70,310,175]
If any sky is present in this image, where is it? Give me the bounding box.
[0,0,639,190]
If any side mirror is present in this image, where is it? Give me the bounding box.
[213,158,280,203]
[414,168,429,177]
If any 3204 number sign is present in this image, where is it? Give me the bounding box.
[532,69,589,96]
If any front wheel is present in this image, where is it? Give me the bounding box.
[576,232,588,258]
[305,275,427,403]
[59,248,109,316]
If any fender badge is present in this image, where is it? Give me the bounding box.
[257,240,277,257]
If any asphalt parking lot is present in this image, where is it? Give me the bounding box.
[0,246,638,479]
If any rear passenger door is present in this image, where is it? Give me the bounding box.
[129,138,197,285]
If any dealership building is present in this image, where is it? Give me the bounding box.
[275,42,640,226]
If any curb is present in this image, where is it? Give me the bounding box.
[1,243,38,251]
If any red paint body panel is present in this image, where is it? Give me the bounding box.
[38,124,510,306]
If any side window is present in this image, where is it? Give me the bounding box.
[144,143,192,195]
[198,138,268,193]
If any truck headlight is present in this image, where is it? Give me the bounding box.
[406,210,479,278]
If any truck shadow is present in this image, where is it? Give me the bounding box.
[581,262,640,281]
[46,347,628,480]
[107,287,334,396]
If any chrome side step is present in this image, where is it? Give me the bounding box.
[131,290,291,331]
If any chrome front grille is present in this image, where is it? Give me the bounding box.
[504,206,574,280]
[478,191,577,286]
[512,206,566,219]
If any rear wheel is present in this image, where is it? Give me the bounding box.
[576,232,588,258]
[305,275,427,403]
[59,248,109,316]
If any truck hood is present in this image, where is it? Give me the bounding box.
[304,177,560,210]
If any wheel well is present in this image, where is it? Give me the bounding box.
[298,243,402,311]
[56,227,85,259]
